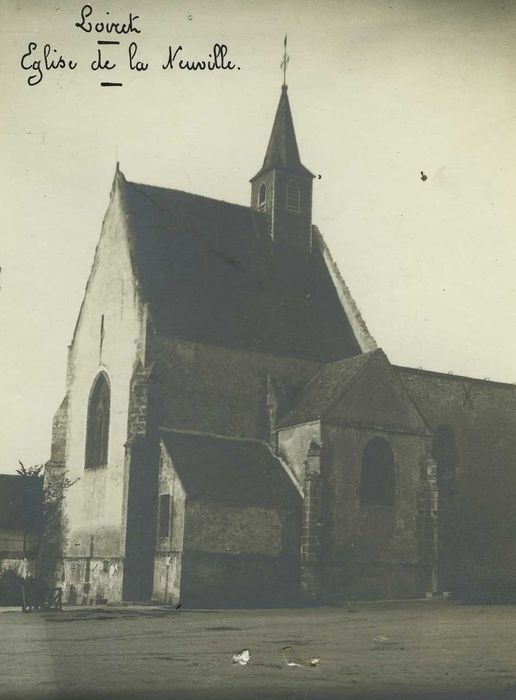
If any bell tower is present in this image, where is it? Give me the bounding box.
[250,39,315,252]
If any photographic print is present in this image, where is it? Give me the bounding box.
[1,2,516,699]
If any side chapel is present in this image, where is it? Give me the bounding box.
[46,78,516,606]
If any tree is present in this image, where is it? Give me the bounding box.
[16,463,44,478]
[15,462,44,559]
[16,462,79,581]
[41,464,79,583]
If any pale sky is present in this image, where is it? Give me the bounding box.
[1,0,515,472]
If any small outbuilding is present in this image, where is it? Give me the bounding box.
[153,430,302,607]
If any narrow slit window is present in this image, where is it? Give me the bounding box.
[258,183,266,211]
[158,494,171,538]
[286,179,301,213]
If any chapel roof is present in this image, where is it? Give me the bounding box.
[279,350,377,428]
[119,176,364,361]
[395,365,516,431]
[160,429,301,509]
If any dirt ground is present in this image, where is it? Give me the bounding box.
[1,599,516,700]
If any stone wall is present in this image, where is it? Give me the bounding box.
[184,502,283,556]
[59,557,124,605]
[152,441,186,605]
[181,501,300,606]
[321,424,432,600]
[50,396,68,465]
[149,336,319,442]
[398,368,516,600]
[55,173,147,603]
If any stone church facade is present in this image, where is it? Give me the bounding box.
[47,84,516,606]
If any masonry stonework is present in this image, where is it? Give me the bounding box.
[53,172,148,604]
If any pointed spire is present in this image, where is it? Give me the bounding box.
[281,34,289,88]
[115,159,125,182]
[111,160,125,198]
[249,42,316,250]
[251,86,314,181]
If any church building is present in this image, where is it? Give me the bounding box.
[47,80,516,606]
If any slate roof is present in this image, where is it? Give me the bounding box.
[120,177,363,361]
[251,85,314,181]
[279,351,376,428]
[395,365,516,430]
[160,430,301,509]
[0,475,43,531]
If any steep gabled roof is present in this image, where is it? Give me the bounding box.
[160,430,301,509]
[279,351,376,428]
[280,349,432,435]
[119,175,367,361]
[251,85,314,181]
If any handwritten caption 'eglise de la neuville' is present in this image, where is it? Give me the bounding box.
[20,4,240,86]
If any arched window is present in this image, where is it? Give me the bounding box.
[85,372,110,469]
[360,437,395,507]
[432,425,457,495]
[258,183,266,211]
[286,179,301,213]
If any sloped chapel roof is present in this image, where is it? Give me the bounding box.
[119,175,364,361]
[279,351,376,427]
[160,429,300,508]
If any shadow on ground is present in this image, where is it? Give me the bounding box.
[9,690,516,700]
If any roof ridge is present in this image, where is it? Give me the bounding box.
[158,426,271,446]
[126,179,254,213]
[395,365,516,389]
[313,227,377,353]
[324,350,377,368]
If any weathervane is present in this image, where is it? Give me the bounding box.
[281,34,289,87]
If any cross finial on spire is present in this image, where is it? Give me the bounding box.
[281,34,289,88]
